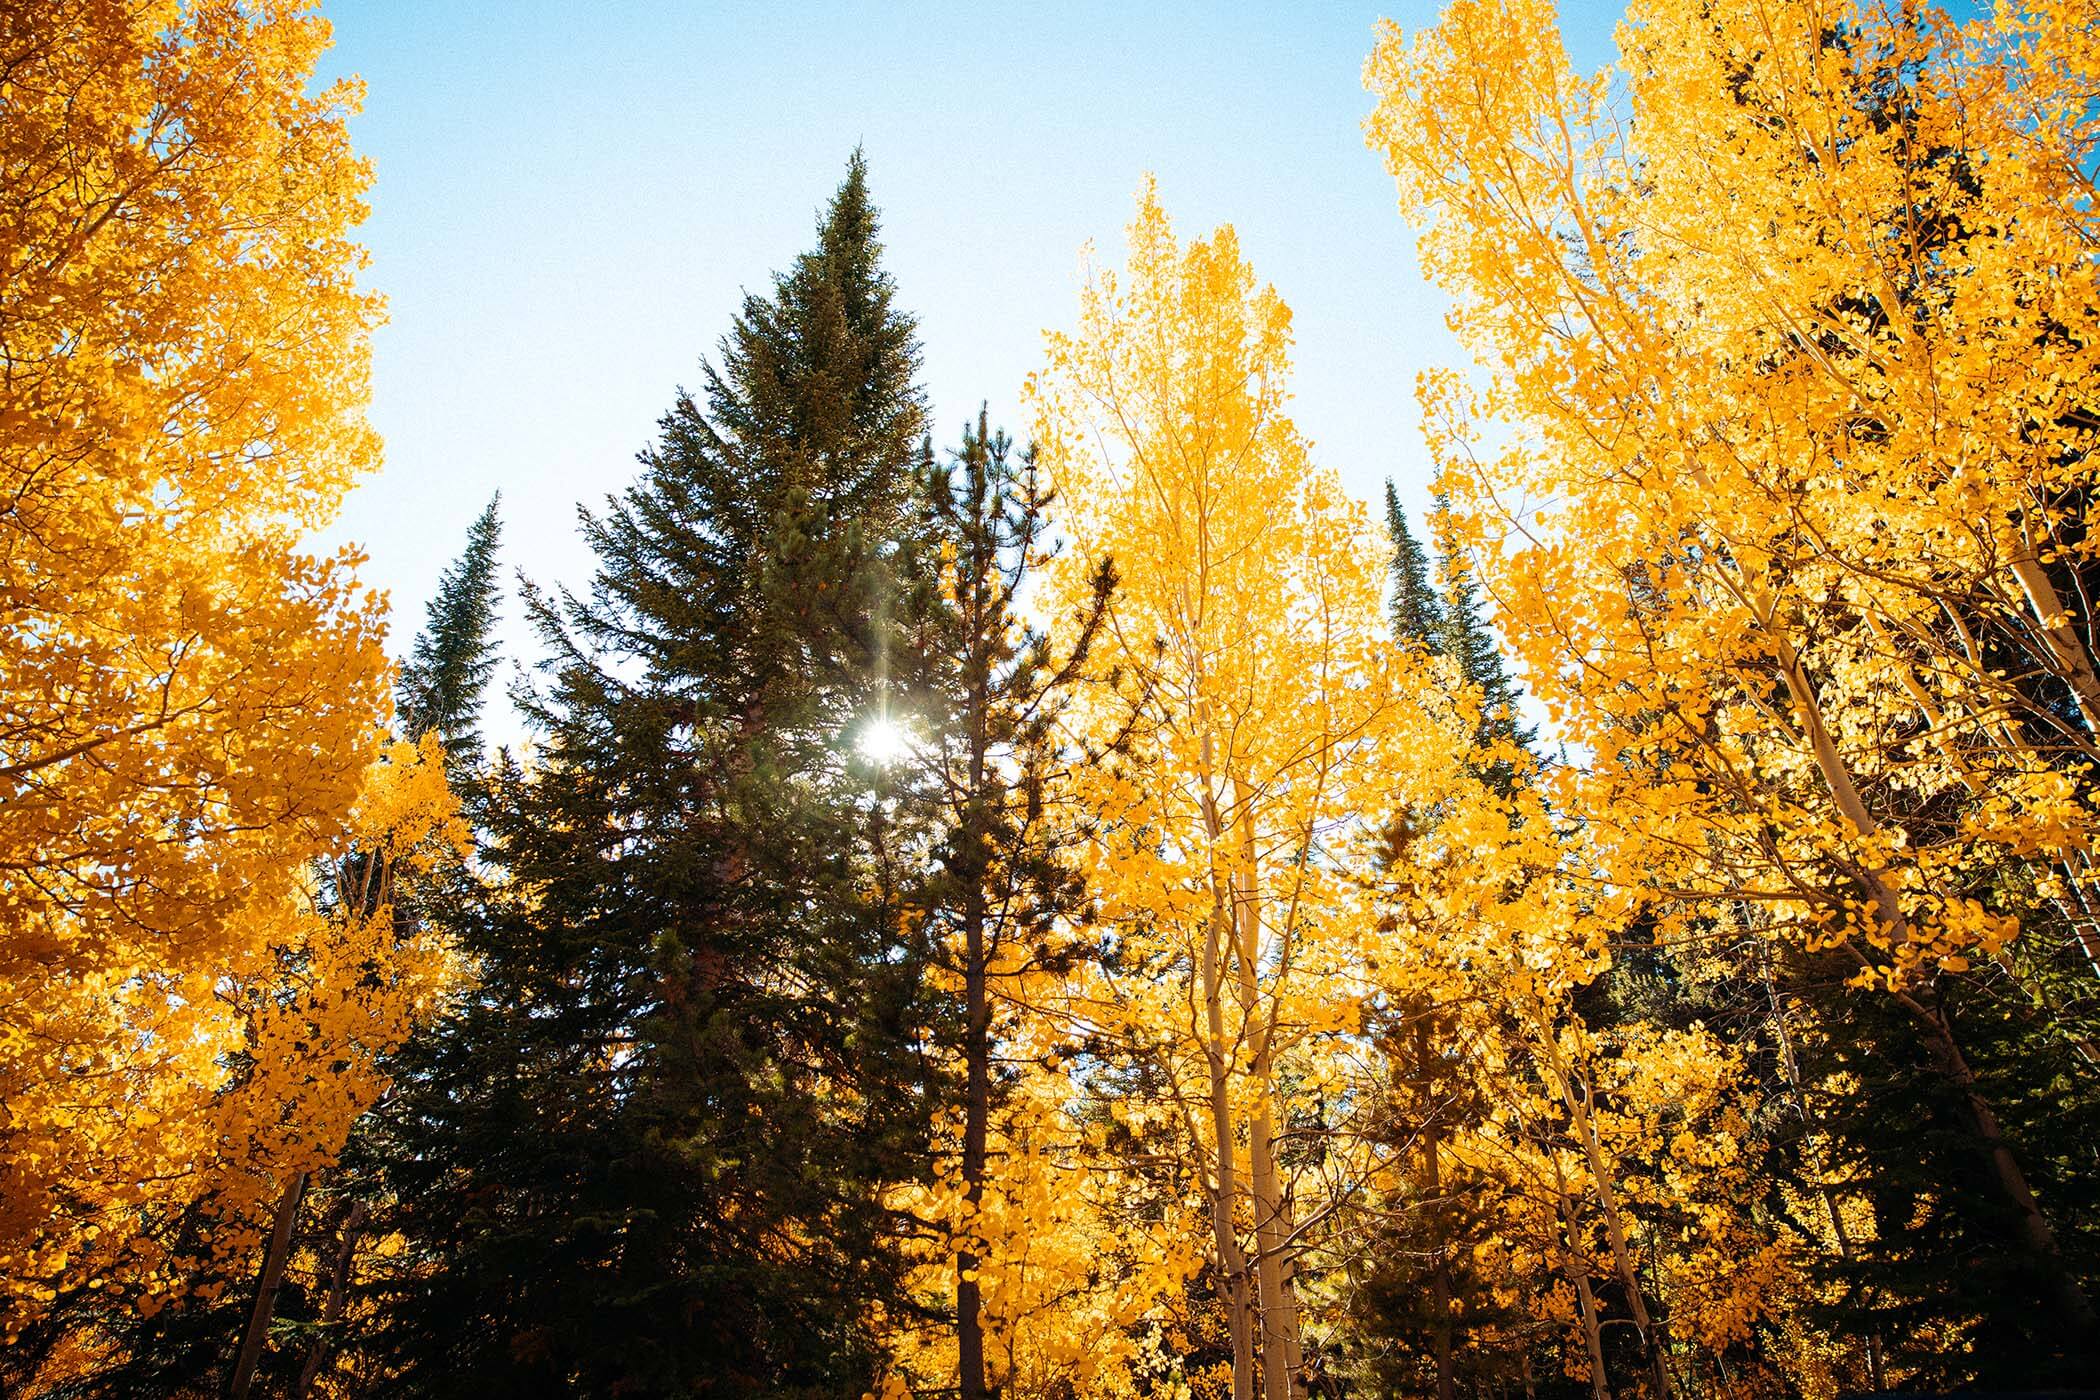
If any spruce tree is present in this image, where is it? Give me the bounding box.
[396,494,505,763]
[357,155,940,1396]
[1782,937,2100,1386]
[1430,494,1534,769]
[1384,482,1443,651]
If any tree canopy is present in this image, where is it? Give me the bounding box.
[7,2,2100,1396]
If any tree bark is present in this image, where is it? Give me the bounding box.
[1894,985,2099,1332]
[1235,804,1304,1400]
[1248,1098,1303,1400]
[2007,513,2100,734]
[291,1199,367,1400]
[1539,1038,1670,1400]
[1548,1147,1613,1400]
[956,659,993,1400]
[229,1170,308,1400]
[1199,731,1256,1400]
[1204,891,1255,1400]
[957,865,990,1400]
[1763,605,2098,1330]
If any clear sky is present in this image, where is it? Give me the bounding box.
[313,1,1625,724]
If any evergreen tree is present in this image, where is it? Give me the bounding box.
[1783,938,2100,1387]
[1430,494,1533,765]
[919,409,1113,1398]
[396,494,505,763]
[1384,481,1443,651]
[355,155,941,1396]
[1341,1001,1534,1400]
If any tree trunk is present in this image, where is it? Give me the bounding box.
[1248,1099,1303,1400]
[291,1199,366,1400]
[1199,736,1256,1400]
[1205,887,1255,1400]
[229,1170,308,1400]
[2007,513,2100,734]
[1894,984,2098,1332]
[1235,804,1304,1399]
[1550,1151,1613,1400]
[958,867,990,1400]
[1765,606,2097,1327]
[1540,1039,1670,1400]
[955,587,996,1400]
[1570,1250,1612,1400]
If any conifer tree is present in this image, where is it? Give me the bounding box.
[1385,482,1444,651]
[918,409,1114,1398]
[1783,941,2100,1388]
[397,495,505,764]
[1430,495,1526,750]
[355,155,940,1396]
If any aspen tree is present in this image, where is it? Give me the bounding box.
[0,0,411,1347]
[1367,0,2100,1347]
[1032,183,1427,1400]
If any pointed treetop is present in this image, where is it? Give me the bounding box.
[1384,480,1444,651]
[703,150,925,499]
[398,494,505,766]
[1428,492,1532,765]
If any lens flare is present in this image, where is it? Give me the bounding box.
[857,715,911,765]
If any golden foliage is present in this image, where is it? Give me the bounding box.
[0,0,418,1340]
[1365,0,2100,990]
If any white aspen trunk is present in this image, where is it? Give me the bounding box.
[1248,1098,1303,1400]
[291,1198,367,1400]
[1574,1270,1612,1400]
[1198,728,1257,1400]
[1234,794,1305,1399]
[229,1170,308,1400]
[1550,1156,1613,1400]
[2007,512,2100,734]
[1538,1039,1671,1400]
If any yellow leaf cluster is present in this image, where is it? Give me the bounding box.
[0,0,417,1342]
[1368,0,2100,989]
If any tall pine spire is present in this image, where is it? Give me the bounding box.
[1430,493,1533,765]
[396,494,504,767]
[363,157,939,1396]
[1384,480,1444,650]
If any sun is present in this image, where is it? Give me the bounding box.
[856,715,913,765]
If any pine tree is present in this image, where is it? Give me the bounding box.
[1430,494,1532,765]
[354,154,941,1396]
[919,409,1113,1398]
[396,495,505,764]
[1385,482,1443,651]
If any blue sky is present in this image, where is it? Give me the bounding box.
[314,1,1624,721]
